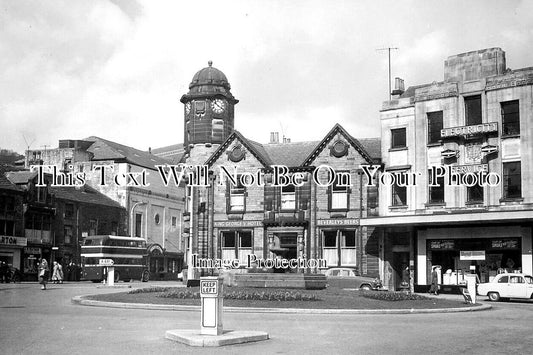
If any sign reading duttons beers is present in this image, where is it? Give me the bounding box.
[441,122,498,138]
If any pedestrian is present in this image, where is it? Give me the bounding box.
[0,261,8,283]
[52,261,64,284]
[428,266,439,295]
[38,259,49,290]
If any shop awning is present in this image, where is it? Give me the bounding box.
[361,209,533,227]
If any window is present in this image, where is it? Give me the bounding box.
[89,219,98,236]
[330,172,349,210]
[64,225,73,244]
[228,176,245,212]
[323,231,338,266]
[392,182,407,206]
[464,95,482,125]
[427,111,443,144]
[503,162,521,199]
[281,184,296,210]
[171,216,177,227]
[154,213,160,225]
[498,276,508,283]
[221,231,252,261]
[322,230,356,266]
[64,203,75,219]
[428,170,444,204]
[391,128,406,149]
[501,100,520,136]
[185,186,192,214]
[212,119,224,142]
[36,187,46,203]
[467,184,484,203]
[135,214,142,237]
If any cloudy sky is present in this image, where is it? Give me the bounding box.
[1,0,532,154]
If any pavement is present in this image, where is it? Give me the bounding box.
[2,281,533,354]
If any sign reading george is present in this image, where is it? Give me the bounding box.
[200,280,218,295]
[98,259,114,266]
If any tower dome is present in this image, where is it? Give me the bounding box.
[181,61,238,103]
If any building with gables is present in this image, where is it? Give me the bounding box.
[155,62,381,279]
[26,137,185,279]
[362,48,533,292]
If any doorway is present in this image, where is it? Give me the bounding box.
[392,252,409,290]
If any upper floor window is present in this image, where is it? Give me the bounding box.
[228,176,245,213]
[212,119,224,142]
[428,170,444,204]
[501,100,520,136]
[467,184,484,204]
[427,111,443,145]
[391,128,406,149]
[392,181,407,207]
[503,162,521,199]
[464,95,482,125]
[330,173,349,211]
[281,185,296,210]
[64,203,75,219]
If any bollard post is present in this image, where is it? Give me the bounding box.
[107,266,115,286]
[465,274,477,304]
[200,276,224,336]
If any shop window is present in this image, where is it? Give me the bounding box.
[502,162,521,199]
[427,111,443,145]
[428,170,444,204]
[391,128,406,149]
[464,95,482,125]
[281,184,296,210]
[330,172,349,211]
[227,175,246,213]
[501,100,519,136]
[221,231,252,261]
[240,232,252,248]
[64,203,75,219]
[392,182,407,207]
[323,231,338,266]
[467,184,484,203]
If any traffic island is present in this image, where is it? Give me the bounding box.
[165,329,269,347]
[164,276,269,347]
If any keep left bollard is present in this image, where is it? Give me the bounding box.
[200,276,224,336]
[99,258,115,286]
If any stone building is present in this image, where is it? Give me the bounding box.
[26,137,185,278]
[155,62,381,279]
[362,48,533,292]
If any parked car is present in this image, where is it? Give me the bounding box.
[477,273,533,301]
[324,267,382,290]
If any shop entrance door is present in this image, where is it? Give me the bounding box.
[278,233,297,260]
[392,252,409,291]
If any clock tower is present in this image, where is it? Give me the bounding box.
[180,61,238,158]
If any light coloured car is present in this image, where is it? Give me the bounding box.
[477,273,533,301]
[324,267,382,290]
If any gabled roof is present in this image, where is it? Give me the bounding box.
[262,141,319,167]
[302,123,374,166]
[5,170,38,185]
[85,136,170,170]
[0,166,24,192]
[358,138,381,161]
[50,185,123,208]
[205,131,273,167]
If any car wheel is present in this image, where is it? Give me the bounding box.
[488,292,500,302]
[142,270,150,282]
[360,284,372,291]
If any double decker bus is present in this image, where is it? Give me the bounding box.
[81,235,150,282]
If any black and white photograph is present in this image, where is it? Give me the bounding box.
[1,1,533,354]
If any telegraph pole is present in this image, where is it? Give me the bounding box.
[376,47,399,100]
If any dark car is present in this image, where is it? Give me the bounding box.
[325,267,383,290]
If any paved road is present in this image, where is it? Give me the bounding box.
[1,282,532,354]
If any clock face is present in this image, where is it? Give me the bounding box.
[211,99,226,114]
[185,102,191,115]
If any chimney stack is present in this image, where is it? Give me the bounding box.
[391,77,405,98]
[270,132,279,144]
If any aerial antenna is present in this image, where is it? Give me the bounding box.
[376,46,399,100]
[278,121,288,143]
[22,134,35,153]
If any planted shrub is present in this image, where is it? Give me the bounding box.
[360,290,429,301]
[141,288,321,301]
[128,286,173,294]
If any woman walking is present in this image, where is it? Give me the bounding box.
[52,261,64,284]
[38,259,49,290]
[428,266,440,295]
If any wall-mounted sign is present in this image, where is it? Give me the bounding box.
[460,250,486,261]
[441,149,458,159]
[214,220,263,228]
[441,122,498,138]
[429,240,455,250]
[491,239,519,249]
[317,219,359,226]
[24,247,41,255]
[481,145,498,154]
[0,236,27,247]
[449,164,488,174]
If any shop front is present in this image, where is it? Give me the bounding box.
[317,219,359,268]
[0,236,26,272]
[417,225,532,292]
[147,243,184,280]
